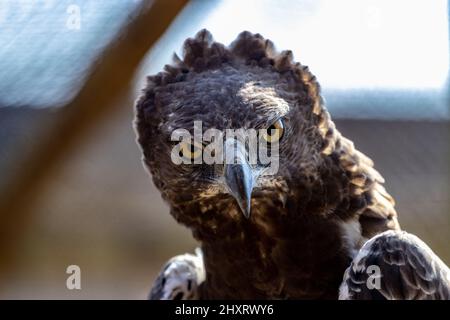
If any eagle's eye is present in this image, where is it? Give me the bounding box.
[180,140,203,161]
[262,119,285,143]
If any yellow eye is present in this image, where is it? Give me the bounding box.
[262,119,285,143]
[180,141,203,161]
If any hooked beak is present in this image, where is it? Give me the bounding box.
[224,139,255,219]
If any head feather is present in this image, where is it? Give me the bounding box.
[135,29,333,154]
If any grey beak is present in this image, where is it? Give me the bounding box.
[224,163,254,218]
[224,139,254,218]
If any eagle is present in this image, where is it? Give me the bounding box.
[135,30,450,299]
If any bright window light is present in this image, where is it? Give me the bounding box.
[199,0,449,90]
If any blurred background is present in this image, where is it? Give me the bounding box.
[0,0,448,299]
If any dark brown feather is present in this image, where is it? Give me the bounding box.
[340,231,450,300]
[135,29,400,299]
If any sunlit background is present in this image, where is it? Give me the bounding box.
[0,0,449,299]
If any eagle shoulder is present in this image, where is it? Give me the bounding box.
[339,230,450,300]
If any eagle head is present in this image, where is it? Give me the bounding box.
[135,29,335,230]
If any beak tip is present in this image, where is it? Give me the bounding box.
[242,205,251,219]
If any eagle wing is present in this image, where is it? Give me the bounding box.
[337,136,400,237]
[339,230,450,300]
[149,248,205,300]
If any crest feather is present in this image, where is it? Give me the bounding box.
[136,29,332,153]
[137,29,325,114]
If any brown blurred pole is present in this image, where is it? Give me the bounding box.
[0,0,188,275]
